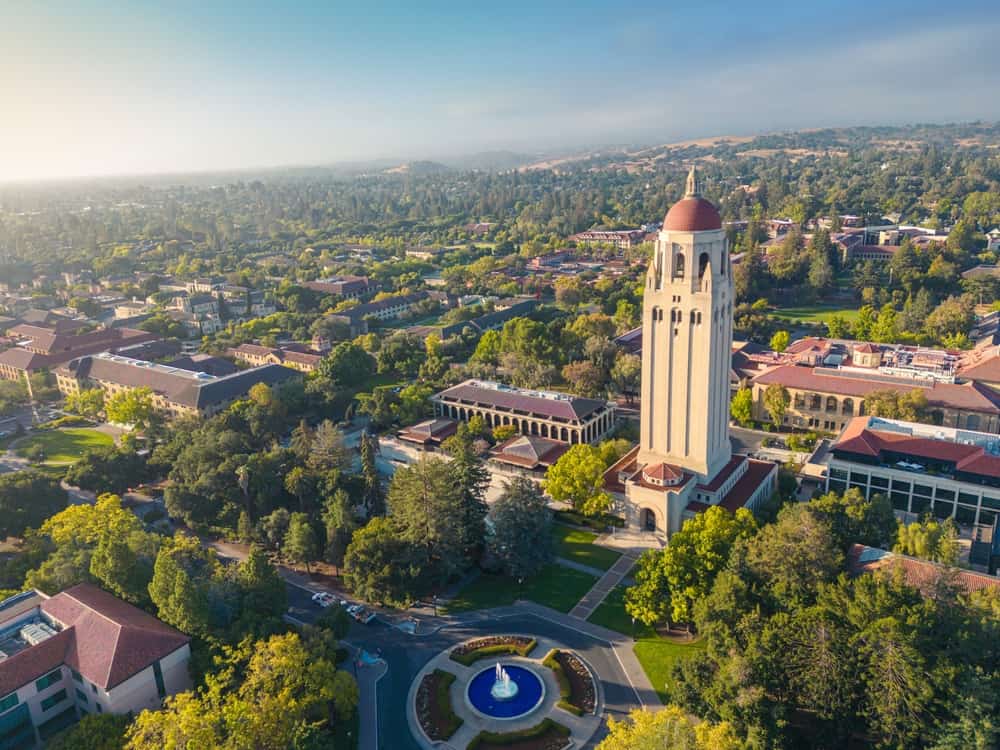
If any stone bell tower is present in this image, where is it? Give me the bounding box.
[638,167,733,479]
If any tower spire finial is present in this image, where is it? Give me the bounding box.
[685,165,701,198]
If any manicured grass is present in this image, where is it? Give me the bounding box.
[634,636,706,704]
[14,428,113,464]
[588,585,706,704]
[552,524,622,572]
[770,305,861,325]
[443,564,598,615]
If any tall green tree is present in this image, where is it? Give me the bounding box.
[486,477,552,580]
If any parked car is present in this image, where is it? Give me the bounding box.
[311,592,336,608]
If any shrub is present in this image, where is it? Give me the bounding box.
[466,718,570,749]
[541,649,585,716]
[450,637,537,666]
[37,415,93,430]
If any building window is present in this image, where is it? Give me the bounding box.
[95,703,102,713]
[959,492,979,506]
[75,688,88,704]
[956,506,977,525]
[982,496,1000,510]
[153,661,166,699]
[0,693,17,713]
[935,488,955,502]
[870,475,889,489]
[71,670,82,684]
[40,690,67,712]
[35,670,62,692]
[933,501,955,519]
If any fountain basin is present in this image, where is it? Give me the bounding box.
[466,664,545,720]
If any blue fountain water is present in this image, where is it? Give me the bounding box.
[467,664,544,719]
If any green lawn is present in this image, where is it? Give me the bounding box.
[552,524,622,572]
[770,305,861,325]
[588,586,706,703]
[443,564,598,615]
[14,428,113,464]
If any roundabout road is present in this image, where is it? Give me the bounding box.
[346,610,636,750]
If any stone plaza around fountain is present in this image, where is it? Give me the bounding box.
[407,634,603,749]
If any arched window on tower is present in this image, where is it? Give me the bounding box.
[698,252,710,280]
[673,252,685,279]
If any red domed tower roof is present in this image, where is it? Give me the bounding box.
[663,167,722,232]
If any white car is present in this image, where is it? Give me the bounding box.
[311,592,336,608]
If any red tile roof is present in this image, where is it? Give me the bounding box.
[0,584,189,695]
[41,584,189,690]
[0,629,74,697]
[753,365,1000,414]
[663,197,722,232]
[833,416,1000,479]
[847,544,1000,595]
[695,454,744,492]
[436,380,608,422]
[719,458,775,511]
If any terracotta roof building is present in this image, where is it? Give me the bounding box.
[55,353,301,418]
[227,343,323,373]
[489,435,570,472]
[750,364,1000,434]
[827,416,1000,529]
[847,544,999,595]
[433,379,616,446]
[0,585,191,745]
[0,325,157,381]
[396,418,458,449]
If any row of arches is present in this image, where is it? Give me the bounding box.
[435,402,615,444]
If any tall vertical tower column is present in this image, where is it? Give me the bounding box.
[638,168,732,479]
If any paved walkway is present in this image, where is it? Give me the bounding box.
[568,550,640,620]
[554,556,607,578]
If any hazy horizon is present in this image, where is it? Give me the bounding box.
[3,0,999,182]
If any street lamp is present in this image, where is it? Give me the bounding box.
[631,616,636,639]
[518,577,524,601]
[432,595,438,617]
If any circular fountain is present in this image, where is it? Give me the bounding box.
[466,662,545,720]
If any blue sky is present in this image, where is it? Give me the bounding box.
[2,0,998,180]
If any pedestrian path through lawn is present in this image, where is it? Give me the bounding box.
[568,549,639,620]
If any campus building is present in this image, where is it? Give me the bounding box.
[826,415,1000,530]
[0,585,191,748]
[227,343,323,373]
[432,380,616,445]
[55,353,301,418]
[605,168,776,537]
